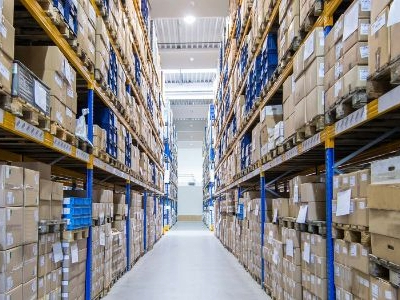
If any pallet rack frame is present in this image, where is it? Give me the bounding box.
[212,0,400,299]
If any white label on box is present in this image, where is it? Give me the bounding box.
[303,242,311,263]
[100,231,105,246]
[293,185,299,203]
[359,201,366,209]
[334,80,342,97]
[385,291,393,299]
[6,232,13,246]
[336,189,351,216]
[63,207,70,215]
[362,248,368,256]
[7,191,13,204]
[350,244,357,256]
[360,46,369,58]
[71,243,78,263]
[360,23,370,36]
[334,177,339,189]
[343,3,359,40]
[319,63,325,78]
[296,205,308,224]
[0,24,6,38]
[286,239,294,257]
[359,68,369,81]
[311,253,315,264]
[34,80,48,113]
[304,31,315,61]
[371,14,386,36]
[343,246,348,255]
[7,276,13,290]
[54,73,63,88]
[67,87,74,99]
[56,111,63,124]
[388,0,400,26]
[343,177,349,184]
[53,242,63,263]
[350,176,356,186]
[273,209,278,223]
[350,201,355,213]
[360,0,371,11]
[0,61,10,82]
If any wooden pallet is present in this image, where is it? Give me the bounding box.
[279,217,326,236]
[93,147,107,160]
[300,0,324,33]
[62,228,89,242]
[38,220,66,234]
[283,134,296,151]
[300,115,325,138]
[95,69,108,91]
[367,56,400,99]
[50,122,76,145]
[332,223,370,246]
[77,138,92,153]
[0,96,51,131]
[369,254,400,287]
[325,89,368,125]
[113,215,126,221]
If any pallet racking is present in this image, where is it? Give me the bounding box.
[211,0,400,298]
[1,0,166,299]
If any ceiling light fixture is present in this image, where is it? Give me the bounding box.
[190,57,194,62]
[184,15,196,24]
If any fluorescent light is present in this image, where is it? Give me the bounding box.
[184,15,196,24]
[190,57,194,62]
[163,69,218,74]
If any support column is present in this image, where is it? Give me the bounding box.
[143,191,147,252]
[325,137,335,300]
[260,172,266,287]
[125,182,131,270]
[85,87,94,300]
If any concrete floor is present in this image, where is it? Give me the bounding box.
[104,221,270,300]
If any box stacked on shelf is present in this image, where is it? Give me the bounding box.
[260,105,283,157]
[282,227,302,299]
[111,228,126,279]
[325,1,370,118]
[61,238,87,300]
[0,0,14,95]
[94,107,118,159]
[93,125,107,155]
[76,0,96,66]
[95,16,110,87]
[293,27,325,135]
[130,191,144,263]
[283,75,295,140]
[278,0,300,63]
[146,196,156,250]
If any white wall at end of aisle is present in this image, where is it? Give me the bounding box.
[178,147,203,185]
[178,186,203,217]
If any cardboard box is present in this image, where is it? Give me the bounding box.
[300,183,325,202]
[0,189,23,207]
[23,190,38,208]
[23,208,38,244]
[23,243,37,262]
[0,208,23,250]
[0,18,14,60]
[334,262,352,292]
[305,86,324,123]
[0,166,23,190]
[371,156,400,184]
[22,258,37,283]
[22,278,36,300]
[0,268,22,293]
[349,242,369,274]
[390,1,400,61]
[324,65,336,91]
[303,27,324,69]
[369,7,390,74]
[0,247,23,273]
[368,184,400,211]
[305,56,324,96]
[39,180,52,201]
[50,96,66,126]
[343,42,369,74]
[51,201,62,220]
[39,200,51,220]
[272,198,289,218]
[369,209,400,239]
[305,202,325,222]
[0,284,22,300]
[352,270,370,299]
[370,276,399,300]
[371,233,400,265]
[37,277,44,298]
[343,18,369,54]
[22,169,39,192]
[294,74,305,105]
[293,45,305,80]
[348,198,368,227]
[294,98,305,131]
[52,182,63,201]
[11,162,51,180]
[342,65,368,96]
[0,50,12,94]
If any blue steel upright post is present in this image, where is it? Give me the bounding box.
[143,191,147,251]
[325,137,335,300]
[85,87,94,300]
[260,172,266,287]
[126,182,131,270]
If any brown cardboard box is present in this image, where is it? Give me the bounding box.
[23,243,37,262]
[50,96,66,126]
[390,2,400,61]
[368,184,400,211]
[23,169,39,192]
[343,18,370,54]
[22,278,36,300]
[324,65,335,91]
[293,45,305,80]
[343,42,369,74]
[39,180,52,201]
[370,209,400,239]
[334,262,352,292]
[349,242,369,274]
[0,50,12,94]
[294,98,305,131]
[369,7,390,74]
[283,94,295,120]
[311,234,326,257]
[349,198,368,227]
[294,74,305,105]
[39,200,51,221]
[272,198,289,218]
[352,270,370,299]
[51,182,63,201]
[0,284,22,300]
[0,268,22,293]
[303,27,324,69]
[51,201,62,220]
[22,258,37,283]
[371,0,391,21]
[305,56,324,96]
[0,208,23,250]
[305,202,325,221]
[332,200,349,224]
[371,156,400,184]
[37,277,44,298]
[283,75,294,101]
[23,208,38,244]
[0,247,23,273]
[0,190,23,207]
[342,65,369,96]
[1,0,14,24]
[0,18,15,60]
[300,183,325,202]
[334,239,349,265]
[11,162,51,180]
[370,276,399,300]
[305,86,324,123]
[0,166,23,190]
[371,233,400,265]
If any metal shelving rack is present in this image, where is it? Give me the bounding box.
[211,0,400,299]
[163,101,178,232]
[203,104,216,231]
[2,1,166,300]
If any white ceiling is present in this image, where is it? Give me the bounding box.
[150,0,228,148]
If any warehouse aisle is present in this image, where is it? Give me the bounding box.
[104,222,270,300]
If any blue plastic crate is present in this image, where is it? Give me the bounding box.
[63,197,91,206]
[52,0,78,35]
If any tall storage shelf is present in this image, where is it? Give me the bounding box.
[163,101,178,231]
[212,0,400,299]
[0,0,165,299]
[203,104,216,231]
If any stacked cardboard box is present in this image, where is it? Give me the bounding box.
[0,0,14,94]
[93,125,107,153]
[293,27,325,133]
[77,0,96,65]
[259,105,283,157]
[146,196,156,250]
[325,1,370,113]
[95,16,110,85]
[15,46,78,134]
[130,191,144,263]
[111,229,125,279]
[282,228,302,299]
[301,232,327,299]
[61,238,87,300]
[278,0,300,63]
[283,75,296,140]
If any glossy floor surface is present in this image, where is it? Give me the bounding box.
[104,221,270,300]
